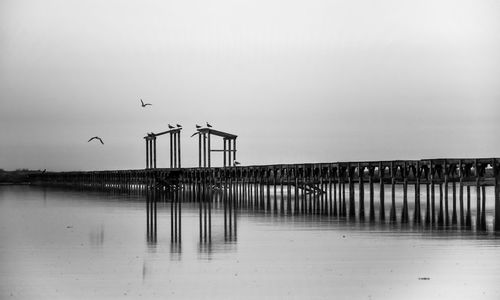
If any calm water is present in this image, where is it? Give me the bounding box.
[1,185,500,299]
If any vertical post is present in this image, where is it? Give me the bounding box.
[430,161,435,225]
[173,132,177,168]
[475,160,481,229]
[170,133,173,168]
[207,133,211,168]
[494,159,500,231]
[444,172,449,225]
[348,164,355,218]
[149,138,153,170]
[414,161,421,224]
[223,139,227,167]
[481,185,486,230]
[233,138,237,164]
[389,162,396,223]
[153,136,157,169]
[228,139,232,167]
[178,131,181,168]
[369,166,375,221]
[198,133,202,168]
[466,185,471,227]
[203,133,207,168]
[358,163,364,220]
[452,168,457,225]
[401,162,408,224]
[145,137,149,169]
[379,162,385,221]
[459,160,465,226]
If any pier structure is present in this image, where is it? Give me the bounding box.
[144,127,182,169]
[194,128,237,168]
[32,158,500,234]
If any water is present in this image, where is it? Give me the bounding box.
[1,185,500,299]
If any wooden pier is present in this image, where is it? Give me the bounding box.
[31,158,500,235]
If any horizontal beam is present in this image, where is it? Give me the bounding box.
[196,128,237,139]
[210,149,237,152]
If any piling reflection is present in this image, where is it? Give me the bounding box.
[144,166,495,249]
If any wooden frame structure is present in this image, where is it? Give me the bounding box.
[194,128,237,168]
[144,128,182,169]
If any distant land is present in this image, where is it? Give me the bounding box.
[0,169,43,184]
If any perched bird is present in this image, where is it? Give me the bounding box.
[88,136,104,144]
[140,99,152,107]
[195,124,202,129]
[234,161,241,166]
[41,169,46,173]
[176,124,182,128]
[168,124,175,129]
[206,122,212,128]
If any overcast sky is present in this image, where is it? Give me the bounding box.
[1,0,499,171]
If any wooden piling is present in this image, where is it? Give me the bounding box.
[379,163,385,221]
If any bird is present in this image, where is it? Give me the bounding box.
[234,161,241,166]
[195,124,202,129]
[176,124,182,128]
[168,124,175,129]
[88,136,104,144]
[41,169,46,173]
[140,99,152,107]
[206,122,212,128]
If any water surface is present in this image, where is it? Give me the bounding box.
[1,186,500,299]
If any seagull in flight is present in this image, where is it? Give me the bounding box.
[140,99,152,107]
[206,122,212,128]
[88,136,104,144]
[168,124,175,129]
[195,124,202,129]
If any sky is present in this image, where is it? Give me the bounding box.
[1,0,499,171]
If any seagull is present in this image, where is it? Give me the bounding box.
[168,124,175,129]
[88,136,104,144]
[140,99,152,107]
[195,124,202,129]
[176,124,182,128]
[234,161,241,166]
[206,122,212,128]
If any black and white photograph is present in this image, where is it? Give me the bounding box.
[1,0,499,299]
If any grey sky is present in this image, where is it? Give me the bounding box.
[1,0,499,171]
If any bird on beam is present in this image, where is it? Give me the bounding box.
[206,122,212,128]
[168,124,175,129]
[234,161,241,166]
[88,136,104,144]
[176,124,182,128]
[195,124,202,129]
[140,99,152,107]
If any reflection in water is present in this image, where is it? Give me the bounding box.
[145,189,157,247]
[169,243,182,261]
[89,224,104,248]
[2,186,500,300]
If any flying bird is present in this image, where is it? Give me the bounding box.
[206,122,212,128]
[88,136,104,144]
[140,99,152,107]
[176,124,182,128]
[168,124,175,129]
[195,124,202,129]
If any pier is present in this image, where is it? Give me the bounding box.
[31,158,500,237]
